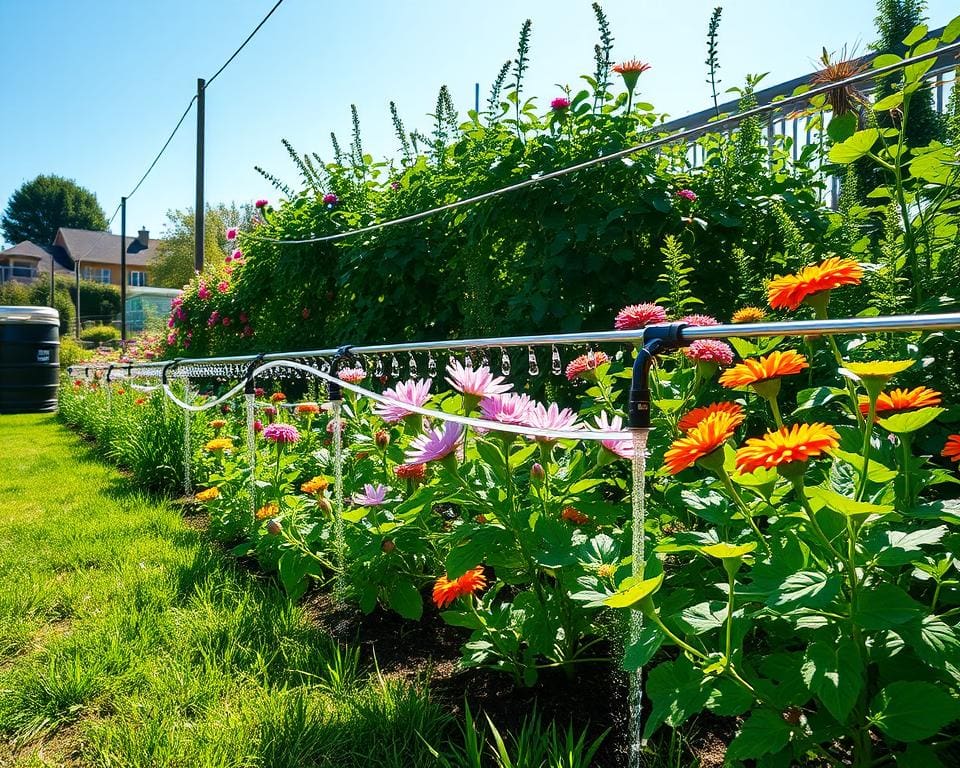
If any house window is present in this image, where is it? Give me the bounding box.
[128,271,146,287]
[82,267,112,284]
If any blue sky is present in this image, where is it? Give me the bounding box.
[1,0,956,245]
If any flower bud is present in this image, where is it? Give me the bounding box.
[375,430,390,449]
[381,539,396,553]
[318,497,333,516]
[266,519,282,536]
[531,462,545,486]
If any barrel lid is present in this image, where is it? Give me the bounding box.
[0,306,60,325]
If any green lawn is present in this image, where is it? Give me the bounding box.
[0,414,448,767]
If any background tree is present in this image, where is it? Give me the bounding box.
[1,174,107,246]
[150,203,254,288]
[873,0,943,147]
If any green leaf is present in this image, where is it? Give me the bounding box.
[908,499,960,524]
[896,743,945,768]
[827,112,858,142]
[278,550,313,601]
[873,53,902,69]
[828,129,879,164]
[855,584,923,629]
[705,677,754,716]
[877,407,944,434]
[768,571,841,611]
[604,573,663,609]
[445,526,511,578]
[943,14,960,43]
[870,681,960,742]
[807,486,893,518]
[622,623,664,670]
[726,709,793,761]
[873,92,904,112]
[643,657,712,737]
[386,578,423,620]
[864,526,948,566]
[900,616,960,671]
[800,639,863,723]
[833,449,898,483]
[902,23,928,46]
[675,601,727,635]
[795,386,844,413]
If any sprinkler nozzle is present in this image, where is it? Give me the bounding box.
[244,353,266,395]
[628,323,688,430]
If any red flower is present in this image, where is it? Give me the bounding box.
[433,567,487,608]
[561,507,590,526]
[565,351,610,382]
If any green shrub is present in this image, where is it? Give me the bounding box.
[80,325,120,344]
[59,337,86,369]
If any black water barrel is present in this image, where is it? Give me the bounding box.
[0,306,60,413]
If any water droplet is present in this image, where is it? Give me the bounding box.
[427,353,438,377]
[551,346,562,376]
[374,357,384,377]
[501,348,511,375]
[408,354,418,379]
[391,355,400,378]
[464,354,473,371]
[480,350,489,369]
[528,347,539,376]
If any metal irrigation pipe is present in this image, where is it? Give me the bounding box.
[247,38,960,247]
[68,312,960,378]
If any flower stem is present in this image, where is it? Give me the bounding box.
[766,395,784,429]
[725,569,735,664]
[719,471,771,555]
[792,477,845,562]
[856,399,877,502]
[901,433,914,509]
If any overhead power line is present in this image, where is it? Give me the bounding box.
[206,0,286,87]
[125,96,198,201]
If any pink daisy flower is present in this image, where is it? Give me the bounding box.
[683,339,734,366]
[595,413,633,460]
[352,483,389,507]
[565,351,610,382]
[338,366,366,384]
[405,422,463,465]
[679,314,719,327]
[375,378,433,423]
[551,97,571,110]
[479,393,534,427]
[255,199,268,208]
[524,401,580,442]
[226,227,238,240]
[676,189,698,202]
[614,303,667,331]
[445,361,512,398]
[323,193,339,207]
[263,423,300,444]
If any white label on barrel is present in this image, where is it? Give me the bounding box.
[36,349,50,363]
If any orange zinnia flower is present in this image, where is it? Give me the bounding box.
[295,402,321,415]
[719,350,808,389]
[860,386,942,415]
[735,423,839,475]
[767,257,863,311]
[731,307,767,324]
[664,411,742,475]
[942,435,960,463]
[301,476,329,495]
[432,567,488,608]
[677,401,744,433]
[255,502,279,520]
[270,392,287,403]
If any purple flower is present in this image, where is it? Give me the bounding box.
[479,393,534,427]
[255,199,268,208]
[226,227,238,240]
[207,310,219,327]
[375,378,432,423]
[405,422,463,465]
[595,413,633,460]
[676,189,697,202]
[323,193,339,207]
[263,423,300,444]
[551,97,571,110]
[351,483,389,507]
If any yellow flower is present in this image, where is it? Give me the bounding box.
[255,503,279,520]
[731,307,767,324]
[196,487,220,502]
[204,438,234,453]
[844,360,914,382]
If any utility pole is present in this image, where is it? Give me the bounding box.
[195,77,206,273]
[120,196,127,341]
[75,259,80,338]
